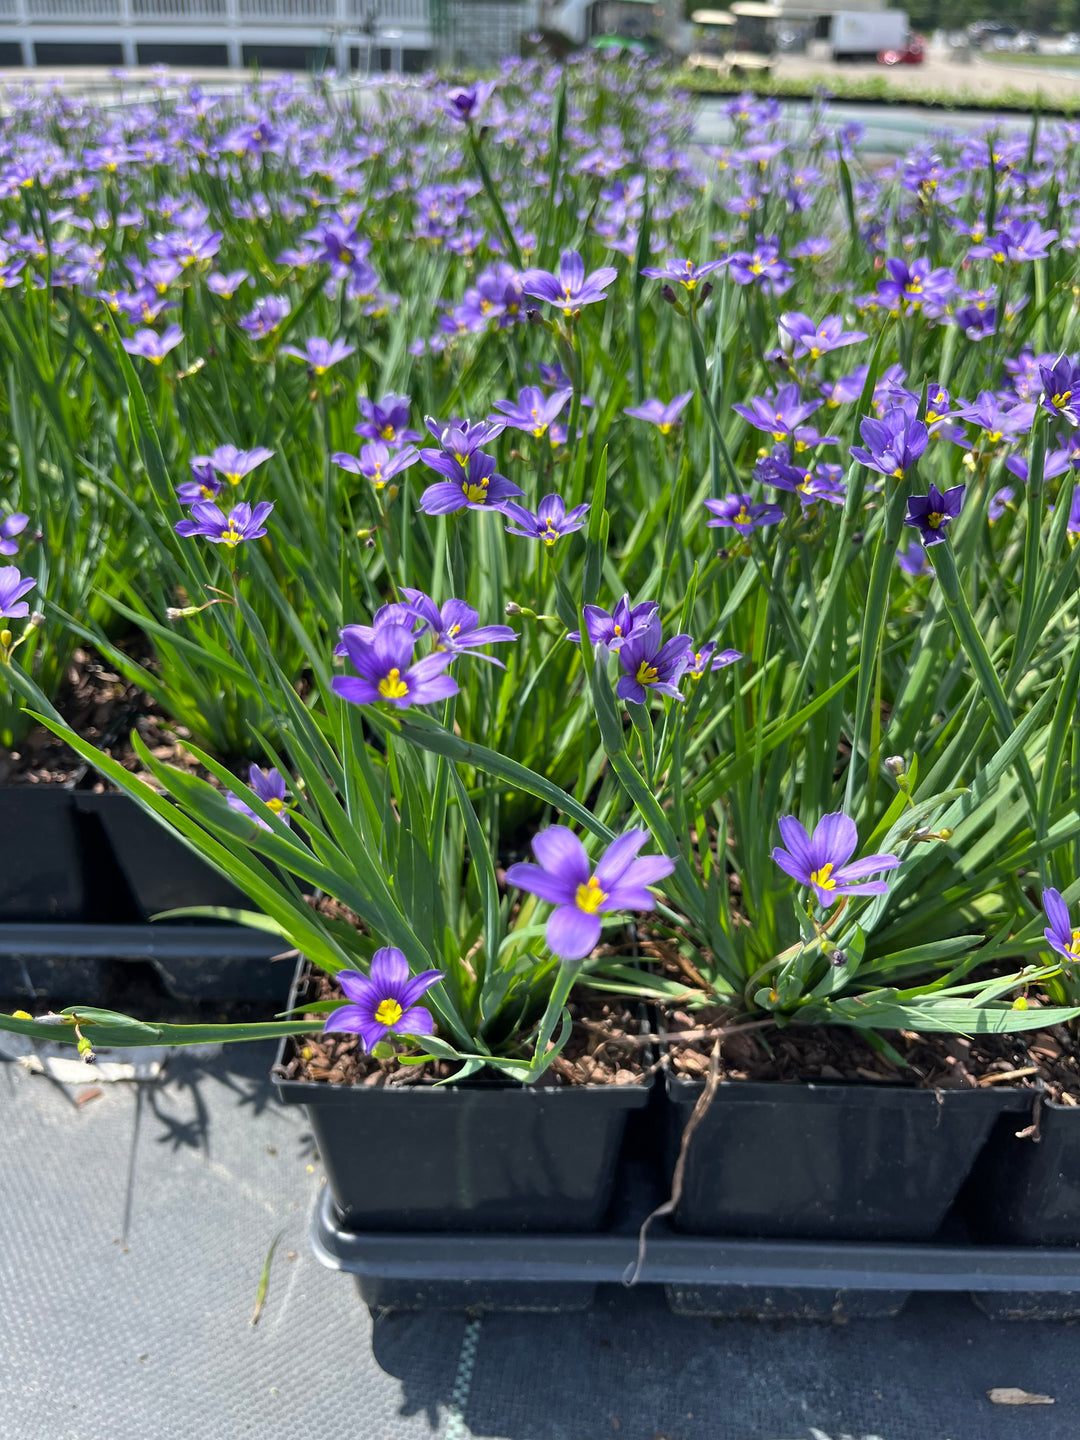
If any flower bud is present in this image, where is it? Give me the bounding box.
[699,281,714,302]
[504,601,522,616]
[829,949,847,968]
[884,755,906,776]
[660,284,678,306]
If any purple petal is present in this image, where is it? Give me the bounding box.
[593,830,650,889]
[395,1005,435,1036]
[531,825,590,886]
[776,815,813,873]
[323,1003,373,1036]
[772,846,811,885]
[835,854,901,882]
[546,903,602,961]
[505,860,577,905]
[337,969,378,1005]
[332,676,381,705]
[399,968,445,1010]
[369,947,409,995]
[812,812,858,870]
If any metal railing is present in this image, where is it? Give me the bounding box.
[14,0,432,23]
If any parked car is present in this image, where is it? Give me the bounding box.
[878,34,923,65]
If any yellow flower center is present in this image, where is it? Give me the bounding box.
[927,512,943,529]
[658,422,672,434]
[375,997,403,1027]
[380,424,396,441]
[463,480,490,503]
[378,668,409,699]
[575,875,608,914]
[1054,392,1072,409]
[225,471,241,485]
[635,660,659,686]
[1068,928,1080,961]
[809,863,836,891]
[734,506,751,526]
[222,524,242,547]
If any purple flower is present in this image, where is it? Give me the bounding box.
[239,295,290,338]
[418,451,521,514]
[0,511,28,556]
[616,615,693,704]
[1005,449,1072,485]
[399,589,517,664]
[772,812,899,908]
[769,460,846,509]
[726,239,792,289]
[442,82,495,123]
[333,443,419,489]
[874,257,955,318]
[325,948,443,1049]
[1043,888,1080,963]
[356,393,419,445]
[703,494,784,534]
[640,258,725,291]
[177,457,222,505]
[904,484,966,547]
[121,324,183,364]
[624,392,693,433]
[207,269,249,298]
[505,826,675,961]
[568,594,658,650]
[174,500,273,548]
[422,417,506,471]
[207,444,274,486]
[0,565,34,617]
[850,408,929,478]
[226,765,290,830]
[897,541,931,578]
[733,384,822,441]
[954,304,997,343]
[333,624,458,710]
[521,250,618,317]
[503,494,589,546]
[685,642,742,678]
[280,336,356,374]
[1040,356,1080,426]
[778,312,867,360]
[953,391,1034,443]
[492,386,571,439]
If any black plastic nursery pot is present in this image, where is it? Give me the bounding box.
[964,1100,1080,1246]
[0,787,282,1001]
[665,1072,1034,1242]
[272,964,653,1235]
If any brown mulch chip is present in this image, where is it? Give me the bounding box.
[277,965,650,1089]
[1022,1025,1080,1104]
[664,1006,1035,1090]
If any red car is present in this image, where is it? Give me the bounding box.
[879,35,924,64]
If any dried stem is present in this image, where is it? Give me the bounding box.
[623,1036,724,1288]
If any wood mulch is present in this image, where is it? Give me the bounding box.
[276,964,651,1089]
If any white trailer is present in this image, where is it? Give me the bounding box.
[829,9,907,60]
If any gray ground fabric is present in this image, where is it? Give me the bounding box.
[2,1039,1078,1440]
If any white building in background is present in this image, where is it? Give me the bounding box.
[0,0,536,72]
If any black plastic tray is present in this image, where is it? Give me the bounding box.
[0,922,284,1002]
[311,1182,1080,1319]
